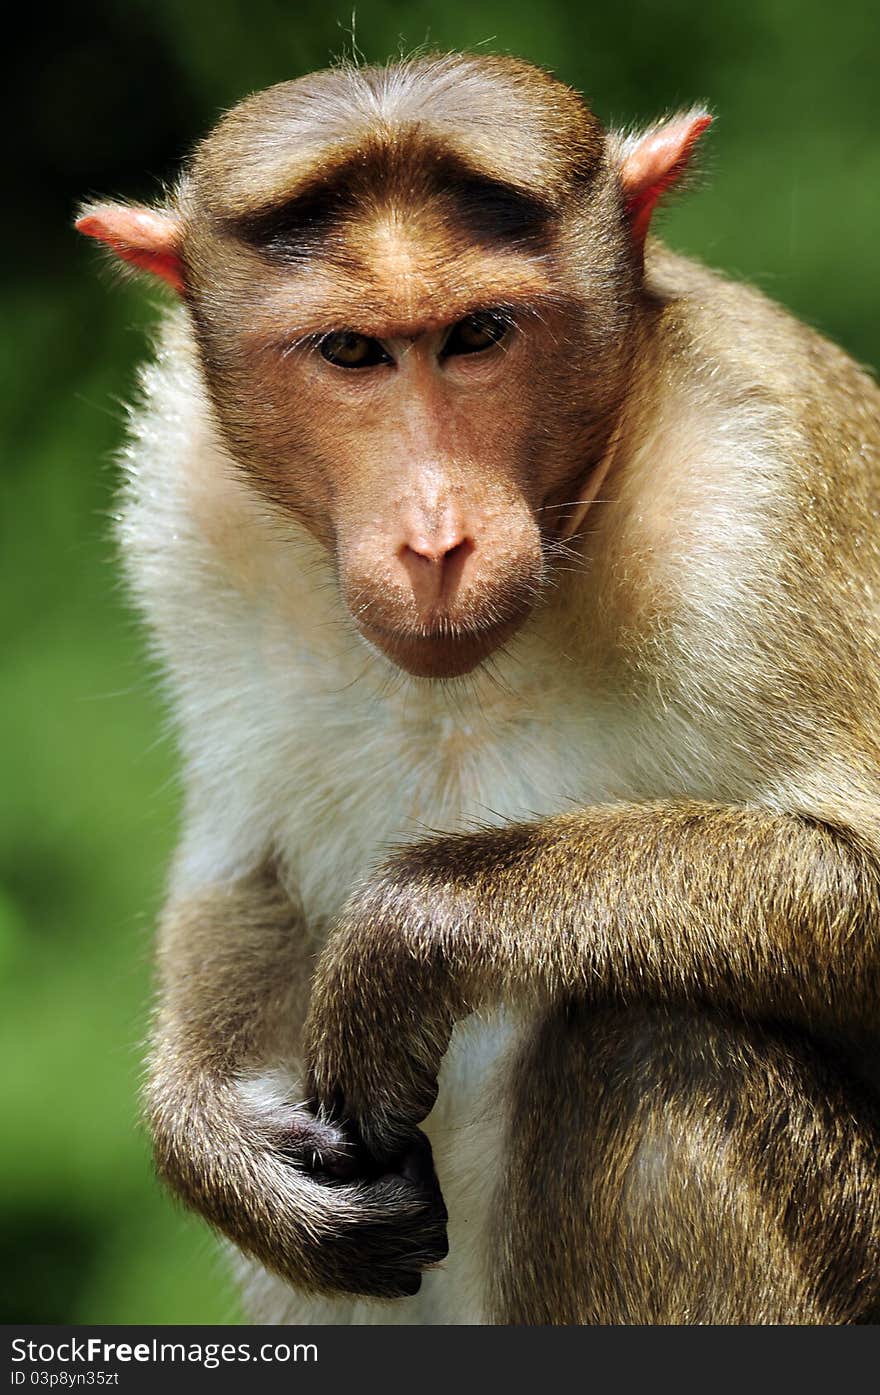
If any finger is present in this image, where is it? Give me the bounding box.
[312,1177,450,1298]
[365,1178,450,1262]
[397,1129,437,1186]
[394,1137,448,1221]
[272,1109,363,1178]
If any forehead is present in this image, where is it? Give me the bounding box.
[185,56,604,338]
[188,54,604,224]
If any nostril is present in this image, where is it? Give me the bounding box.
[399,536,474,568]
[437,536,474,603]
[401,535,473,566]
[443,537,474,568]
[398,536,475,606]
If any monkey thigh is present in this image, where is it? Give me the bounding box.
[492,1003,880,1324]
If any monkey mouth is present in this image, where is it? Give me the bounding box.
[358,611,527,678]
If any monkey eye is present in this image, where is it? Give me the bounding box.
[319,331,392,369]
[442,311,510,358]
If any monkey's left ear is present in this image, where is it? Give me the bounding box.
[617,111,712,245]
[75,203,185,294]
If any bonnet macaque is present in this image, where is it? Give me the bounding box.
[78,54,880,1323]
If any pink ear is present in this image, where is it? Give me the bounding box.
[619,112,712,244]
[76,203,185,293]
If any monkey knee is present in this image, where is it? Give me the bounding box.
[614,1101,734,1237]
[510,1004,739,1214]
[573,1017,717,1217]
[577,1009,880,1317]
[498,1007,754,1321]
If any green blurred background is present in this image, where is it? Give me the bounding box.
[3,0,878,1324]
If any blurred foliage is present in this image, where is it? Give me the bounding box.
[3,0,878,1324]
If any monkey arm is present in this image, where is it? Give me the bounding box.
[147,866,447,1297]
[306,801,880,1156]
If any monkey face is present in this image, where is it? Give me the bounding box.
[194,257,619,677]
[185,198,632,679]
[162,62,639,679]
[82,60,648,678]
[306,314,547,679]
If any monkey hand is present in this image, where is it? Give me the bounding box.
[306,875,464,1162]
[149,1082,448,1299]
[284,1115,449,1298]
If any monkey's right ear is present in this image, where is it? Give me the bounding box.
[616,111,712,246]
[75,203,185,294]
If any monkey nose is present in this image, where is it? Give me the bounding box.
[397,533,475,611]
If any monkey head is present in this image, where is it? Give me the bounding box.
[77,56,709,679]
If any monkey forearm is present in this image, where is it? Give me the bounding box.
[307,801,880,1152]
[152,865,309,1076]
[147,869,319,1249]
[147,866,449,1296]
[473,802,880,1024]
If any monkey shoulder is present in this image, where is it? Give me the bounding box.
[644,242,880,557]
[646,242,879,430]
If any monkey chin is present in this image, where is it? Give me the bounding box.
[359,613,526,679]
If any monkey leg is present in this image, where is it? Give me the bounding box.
[492,1002,880,1324]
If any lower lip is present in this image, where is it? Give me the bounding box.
[359,616,519,678]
